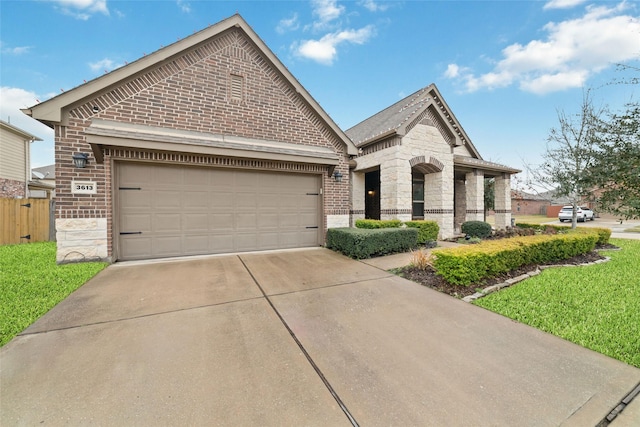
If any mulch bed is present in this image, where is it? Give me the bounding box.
[396,248,611,299]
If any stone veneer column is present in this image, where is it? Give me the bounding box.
[424,167,455,239]
[465,170,485,222]
[348,171,365,227]
[494,173,512,229]
[454,179,466,232]
[380,159,412,222]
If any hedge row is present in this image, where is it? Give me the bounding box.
[326,227,418,259]
[355,219,402,229]
[516,223,611,245]
[356,219,439,243]
[431,232,598,286]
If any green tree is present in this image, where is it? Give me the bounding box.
[589,102,640,220]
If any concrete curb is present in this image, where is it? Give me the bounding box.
[462,256,611,303]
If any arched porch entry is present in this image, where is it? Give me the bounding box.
[410,156,444,220]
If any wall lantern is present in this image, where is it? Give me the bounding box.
[333,171,343,182]
[72,152,89,168]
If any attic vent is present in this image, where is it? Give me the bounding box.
[230,74,244,101]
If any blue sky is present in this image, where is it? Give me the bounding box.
[1,0,639,182]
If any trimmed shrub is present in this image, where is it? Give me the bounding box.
[568,227,611,246]
[461,221,492,238]
[517,223,611,245]
[405,220,439,244]
[326,227,418,259]
[431,232,598,286]
[355,219,402,229]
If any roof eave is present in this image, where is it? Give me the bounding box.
[0,120,43,141]
[354,128,400,148]
[454,155,521,175]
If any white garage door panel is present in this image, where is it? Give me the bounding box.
[117,162,322,260]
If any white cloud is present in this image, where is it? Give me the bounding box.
[543,0,588,10]
[310,0,345,31]
[0,87,40,115]
[277,13,300,34]
[295,25,375,65]
[176,0,190,13]
[313,0,344,22]
[445,2,640,94]
[360,0,389,12]
[444,64,461,78]
[0,42,32,55]
[88,58,119,73]
[520,70,588,94]
[50,0,109,20]
[0,87,55,167]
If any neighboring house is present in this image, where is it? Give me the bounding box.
[543,189,599,218]
[511,190,551,215]
[346,85,520,239]
[0,120,42,198]
[30,164,56,199]
[23,14,357,263]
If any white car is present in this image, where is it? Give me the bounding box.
[558,206,595,222]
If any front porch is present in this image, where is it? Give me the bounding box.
[350,156,517,240]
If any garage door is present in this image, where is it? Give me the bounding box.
[116,162,322,260]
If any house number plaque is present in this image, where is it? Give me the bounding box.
[72,180,97,194]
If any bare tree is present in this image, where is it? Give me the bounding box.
[527,91,604,228]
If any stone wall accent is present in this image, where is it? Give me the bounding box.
[0,178,26,198]
[353,123,457,238]
[349,172,365,226]
[56,218,109,263]
[326,214,349,228]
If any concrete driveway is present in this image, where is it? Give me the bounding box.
[2,248,639,426]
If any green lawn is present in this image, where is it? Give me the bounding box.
[0,242,107,347]
[473,238,640,368]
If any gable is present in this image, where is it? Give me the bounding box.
[70,29,336,154]
[346,84,481,159]
[23,14,357,156]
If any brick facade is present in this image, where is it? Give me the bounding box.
[0,178,26,198]
[44,21,352,262]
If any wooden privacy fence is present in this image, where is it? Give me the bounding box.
[0,198,55,245]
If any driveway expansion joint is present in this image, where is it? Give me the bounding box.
[237,255,360,427]
[18,296,266,337]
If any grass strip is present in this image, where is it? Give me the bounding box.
[0,242,107,346]
[473,238,640,368]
